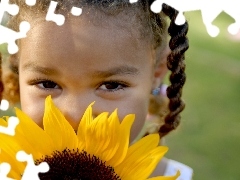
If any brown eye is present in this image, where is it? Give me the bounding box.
[104,82,121,90]
[98,81,127,92]
[37,80,60,89]
[41,81,58,89]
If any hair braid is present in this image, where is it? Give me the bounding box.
[0,53,4,104]
[159,4,189,137]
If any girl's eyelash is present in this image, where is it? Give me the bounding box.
[28,79,60,90]
[28,79,129,92]
[98,81,129,92]
[28,78,52,85]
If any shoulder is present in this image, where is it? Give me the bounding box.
[151,157,193,180]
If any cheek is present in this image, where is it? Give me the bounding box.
[130,106,148,143]
[19,81,45,127]
[117,96,149,143]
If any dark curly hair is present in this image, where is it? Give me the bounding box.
[0,53,4,103]
[2,0,189,137]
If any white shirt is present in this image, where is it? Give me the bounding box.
[164,159,193,180]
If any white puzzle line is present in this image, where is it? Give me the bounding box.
[0,163,14,180]
[46,1,65,26]
[0,21,30,54]
[0,116,19,136]
[0,0,19,24]
[71,6,82,16]
[25,0,37,6]
[150,0,240,37]
[16,151,49,180]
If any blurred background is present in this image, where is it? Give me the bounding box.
[1,10,240,180]
[165,11,240,180]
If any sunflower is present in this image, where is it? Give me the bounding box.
[0,96,179,179]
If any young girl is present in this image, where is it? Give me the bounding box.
[1,0,190,178]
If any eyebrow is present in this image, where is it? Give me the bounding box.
[22,62,58,75]
[22,63,139,77]
[92,65,139,78]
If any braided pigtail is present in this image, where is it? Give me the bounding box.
[0,53,4,104]
[158,4,189,137]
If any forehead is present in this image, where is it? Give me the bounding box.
[19,5,151,45]
[22,17,139,55]
[19,14,155,76]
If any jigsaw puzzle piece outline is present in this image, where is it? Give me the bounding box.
[0,21,30,54]
[46,0,65,26]
[0,116,19,136]
[16,151,49,180]
[201,5,222,37]
[0,163,15,180]
[25,0,37,6]
[71,6,82,16]
[222,0,240,35]
[0,0,19,23]
[151,0,203,26]
[151,0,240,37]
[129,0,138,3]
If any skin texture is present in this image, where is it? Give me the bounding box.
[18,14,166,142]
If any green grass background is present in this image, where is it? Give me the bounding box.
[165,11,240,180]
[1,11,240,180]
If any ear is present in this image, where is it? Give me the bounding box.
[152,45,170,89]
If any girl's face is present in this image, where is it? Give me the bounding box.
[18,15,159,141]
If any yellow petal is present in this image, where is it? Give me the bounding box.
[43,96,78,150]
[93,111,112,152]
[99,111,120,162]
[0,133,38,178]
[115,134,168,179]
[0,138,20,163]
[85,112,110,156]
[0,131,37,159]
[0,149,24,179]
[77,102,94,150]
[120,147,168,179]
[0,116,8,127]
[147,171,181,180]
[107,114,134,166]
[116,133,160,168]
[15,108,53,157]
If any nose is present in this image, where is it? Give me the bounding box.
[53,94,93,130]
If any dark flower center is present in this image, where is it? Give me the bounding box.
[35,149,121,180]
